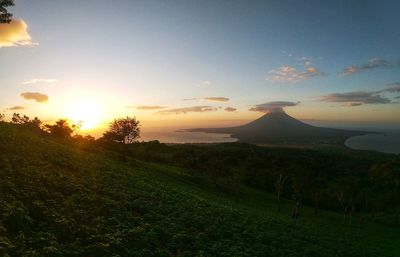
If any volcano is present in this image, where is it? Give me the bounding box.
[187,112,368,145]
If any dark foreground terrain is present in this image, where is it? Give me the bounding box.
[0,122,399,257]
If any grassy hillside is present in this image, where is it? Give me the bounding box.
[0,123,399,257]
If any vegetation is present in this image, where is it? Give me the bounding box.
[0,116,399,256]
[0,0,14,23]
[102,116,140,144]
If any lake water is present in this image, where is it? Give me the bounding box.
[140,128,400,154]
[140,129,237,144]
[345,132,400,154]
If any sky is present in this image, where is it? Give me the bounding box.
[1,0,400,135]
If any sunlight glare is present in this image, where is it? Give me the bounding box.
[65,99,104,130]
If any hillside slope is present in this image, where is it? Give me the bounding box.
[0,123,399,257]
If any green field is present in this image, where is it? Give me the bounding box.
[0,123,399,257]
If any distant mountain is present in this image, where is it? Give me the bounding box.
[187,111,370,144]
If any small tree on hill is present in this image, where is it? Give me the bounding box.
[102,116,140,144]
[0,0,14,23]
[45,119,73,138]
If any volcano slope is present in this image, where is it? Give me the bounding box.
[188,111,369,146]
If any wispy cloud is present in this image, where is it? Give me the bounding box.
[267,66,323,82]
[20,92,48,103]
[7,106,25,110]
[224,107,237,112]
[157,106,217,114]
[339,58,400,77]
[183,98,198,101]
[299,57,312,66]
[249,101,299,113]
[23,78,58,85]
[0,19,36,47]
[196,80,211,87]
[203,97,230,102]
[131,105,167,110]
[378,82,400,93]
[319,91,391,106]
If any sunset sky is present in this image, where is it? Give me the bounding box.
[1,0,400,135]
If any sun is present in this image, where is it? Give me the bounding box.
[65,99,104,130]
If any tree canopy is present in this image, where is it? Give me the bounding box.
[102,116,140,144]
[0,0,14,23]
[44,119,74,138]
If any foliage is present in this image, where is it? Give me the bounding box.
[0,122,399,256]
[102,116,140,144]
[10,113,42,131]
[44,119,73,138]
[0,0,14,23]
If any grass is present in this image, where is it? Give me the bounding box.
[0,122,399,256]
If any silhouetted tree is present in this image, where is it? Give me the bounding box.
[72,121,83,136]
[102,116,140,144]
[0,0,14,23]
[10,113,42,130]
[0,113,5,121]
[45,119,73,138]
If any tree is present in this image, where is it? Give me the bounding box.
[102,116,140,144]
[72,121,83,136]
[0,0,14,24]
[45,119,73,138]
[10,113,42,131]
[0,113,5,121]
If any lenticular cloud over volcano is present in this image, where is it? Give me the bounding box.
[249,101,299,113]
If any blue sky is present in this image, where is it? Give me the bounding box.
[1,0,399,131]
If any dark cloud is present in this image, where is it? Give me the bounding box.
[7,106,25,110]
[319,91,391,106]
[157,106,218,114]
[224,107,237,112]
[339,58,400,76]
[249,101,299,113]
[132,105,166,110]
[20,92,48,103]
[203,97,230,102]
[378,82,400,93]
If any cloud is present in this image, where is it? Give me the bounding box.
[0,19,36,47]
[267,66,323,82]
[319,91,391,106]
[299,57,312,66]
[339,58,400,76]
[378,82,400,93]
[132,105,167,110]
[249,101,299,113]
[183,98,198,101]
[157,106,217,114]
[7,106,25,110]
[224,107,237,112]
[23,78,58,85]
[203,97,230,102]
[20,92,48,103]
